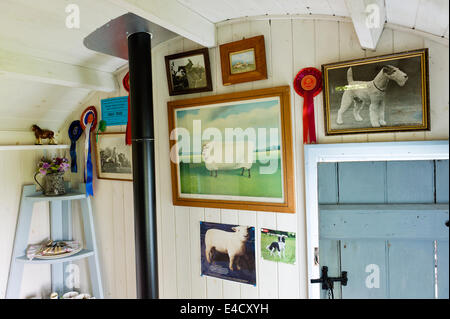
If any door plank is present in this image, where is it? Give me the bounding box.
[338,162,386,204]
[436,160,449,204]
[386,161,435,204]
[320,204,449,240]
[388,240,435,299]
[318,163,338,204]
[340,240,388,299]
[318,239,341,299]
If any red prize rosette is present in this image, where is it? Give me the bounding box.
[293,67,322,144]
[80,106,98,131]
[123,72,132,145]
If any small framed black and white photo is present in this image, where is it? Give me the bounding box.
[164,48,213,96]
[94,132,133,181]
[322,48,430,135]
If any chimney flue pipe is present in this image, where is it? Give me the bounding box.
[128,31,158,299]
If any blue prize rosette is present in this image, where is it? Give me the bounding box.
[80,106,98,197]
[68,120,83,173]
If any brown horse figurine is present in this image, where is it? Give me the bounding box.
[31,124,57,145]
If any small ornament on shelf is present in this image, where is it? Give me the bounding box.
[26,239,82,260]
[31,124,57,145]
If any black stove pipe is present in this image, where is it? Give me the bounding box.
[128,32,158,299]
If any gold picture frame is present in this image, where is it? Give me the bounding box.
[220,35,268,86]
[322,48,430,135]
[168,86,295,213]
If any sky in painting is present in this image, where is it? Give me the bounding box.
[230,49,255,65]
[175,97,281,150]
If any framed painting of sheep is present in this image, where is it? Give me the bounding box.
[164,48,213,96]
[322,48,430,135]
[167,86,295,213]
[200,222,256,285]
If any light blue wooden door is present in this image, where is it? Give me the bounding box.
[318,160,449,299]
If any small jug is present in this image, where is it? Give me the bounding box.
[34,172,66,196]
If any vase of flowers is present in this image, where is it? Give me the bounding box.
[34,157,70,196]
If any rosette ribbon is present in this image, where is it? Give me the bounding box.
[80,106,98,197]
[68,120,83,173]
[293,67,322,144]
[123,72,132,145]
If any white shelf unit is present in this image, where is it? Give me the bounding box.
[6,183,104,299]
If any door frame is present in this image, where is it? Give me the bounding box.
[304,140,449,299]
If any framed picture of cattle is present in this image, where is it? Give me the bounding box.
[200,222,256,285]
[94,132,133,181]
[167,86,295,213]
[219,35,267,85]
[164,48,213,96]
[322,48,430,135]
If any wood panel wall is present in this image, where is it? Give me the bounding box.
[1,18,448,299]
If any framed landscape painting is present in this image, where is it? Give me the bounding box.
[219,35,267,86]
[165,48,213,96]
[94,132,133,181]
[168,86,295,213]
[322,48,430,135]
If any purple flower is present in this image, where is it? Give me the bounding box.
[58,163,70,172]
[37,157,69,175]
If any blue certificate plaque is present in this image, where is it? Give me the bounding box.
[101,96,128,126]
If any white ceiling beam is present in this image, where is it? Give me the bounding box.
[107,0,216,47]
[0,48,118,92]
[345,0,386,50]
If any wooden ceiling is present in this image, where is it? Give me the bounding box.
[0,0,448,134]
[177,0,449,38]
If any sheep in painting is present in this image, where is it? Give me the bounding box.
[201,141,255,178]
[205,226,250,271]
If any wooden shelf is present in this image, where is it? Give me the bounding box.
[25,190,86,202]
[15,249,94,264]
[0,144,70,151]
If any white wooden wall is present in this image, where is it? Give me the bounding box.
[1,18,448,299]
[0,148,63,298]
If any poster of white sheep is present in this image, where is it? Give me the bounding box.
[200,221,256,285]
[168,86,296,213]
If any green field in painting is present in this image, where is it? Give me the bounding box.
[260,232,296,264]
[179,158,283,198]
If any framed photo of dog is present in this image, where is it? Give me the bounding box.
[261,228,296,264]
[165,48,213,96]
[167,86,295,213]
[322,48,430,135]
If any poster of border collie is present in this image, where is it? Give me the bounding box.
[261,228,296,264]
[200,222,256,285]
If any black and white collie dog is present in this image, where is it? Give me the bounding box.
[266,235,286,258]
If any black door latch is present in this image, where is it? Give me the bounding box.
[310,266,348,299]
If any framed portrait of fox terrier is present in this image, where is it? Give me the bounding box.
[322,48,429,135]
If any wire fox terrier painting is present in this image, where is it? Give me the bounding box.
[322,49,429,135]
[336,65,408,128]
